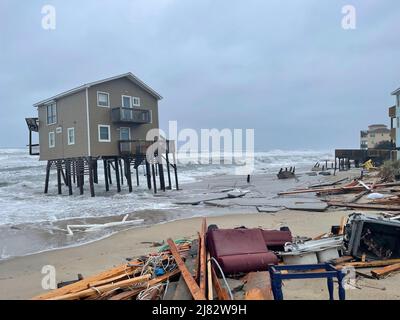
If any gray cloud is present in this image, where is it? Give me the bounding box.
[0,0,399,150]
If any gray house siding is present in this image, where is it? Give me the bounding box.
[38,90,88,161]
[87,77,159,157]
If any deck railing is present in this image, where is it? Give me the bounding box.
[111,107,151,124]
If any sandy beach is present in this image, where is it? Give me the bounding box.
[1,208,400,300]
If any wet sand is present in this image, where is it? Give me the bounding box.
[1,209,399,300]
[2,169,399,300]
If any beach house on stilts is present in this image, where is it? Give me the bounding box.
[25,73,178,197]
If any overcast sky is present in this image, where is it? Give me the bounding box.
[0,0,399,151]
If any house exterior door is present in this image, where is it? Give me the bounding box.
[120,127,131,153]
[122,96,133,120]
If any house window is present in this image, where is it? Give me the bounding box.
[132,97,140,107]
[98,125,111,142]
[122,95,132,108]
[67,128,75,145]
[46,103,57,125]
[49,131,55,148]
[97,92,110,107]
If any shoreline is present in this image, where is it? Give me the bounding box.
[0,210,350,299]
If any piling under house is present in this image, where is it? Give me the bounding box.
[25,72,178,197]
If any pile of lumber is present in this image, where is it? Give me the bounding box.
[33,218,274,301]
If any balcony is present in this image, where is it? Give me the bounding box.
[389,105,396,118]
[119,140,154,155]
[111,107,151,124]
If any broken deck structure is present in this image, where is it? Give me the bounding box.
[334,149,394,172]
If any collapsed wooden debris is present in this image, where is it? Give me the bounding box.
[33,211,400,300]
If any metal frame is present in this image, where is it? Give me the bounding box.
[269,263,346,300]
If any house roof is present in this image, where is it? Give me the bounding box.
[391,87,400,95]
[33,72,163,107]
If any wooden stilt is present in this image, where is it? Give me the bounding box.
[145,160,151,190]
[60,164,67,186]
[165,152,172,190]
[115,158,121,193]
[79,159,84,195]
[173,164,179,191]
[136,167,139,186]
[93,160,98,184]
[57,161,62,195]
[119,159,124,185]
[44,161,51,194]
[151,163,157,194]
[104,159,109,192]
[125,159,133,193]
[66,160,73,196]
[158,162,165,192]
[72,161,76,184]
[108,161,113,185]
[88,158,95,197]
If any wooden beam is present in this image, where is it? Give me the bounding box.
[33,261,141,300]
[210,263,230,300]
[338,259,400,269]
[328,201,400,211]
[207,252,213,300]
[199,218,207,296]
[338,216,347,235]
[371,263,400,279]
[244,272,273,300]
[167,238,206,300]
[109,269,180,300]
[50,274,151,300]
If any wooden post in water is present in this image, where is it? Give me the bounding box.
[136,167,139,186]
[151,163,157,194]
[108,161,112,185]
[115,158,121,192]
[125,159,133,192]
[119,159,124,185]
[88,158,95,197]
[57,161,62,195]
[44,161,51,194]
[145,160,151,190]
[66,160,73,195]
[173,164,179,191]
[158,162,166,192]
[93,160,98,184]
[103,159,109,191]
[165,151,172,190]
[72,161,76,184]
[79,159,84,195]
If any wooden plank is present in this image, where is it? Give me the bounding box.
[338,216,347,235]
[210,263,230,300]
[330,256,354,265]
[207,253,213,300]
[244,272,273,300]
[339,259,400,269]
[194,232,201,282]
[371,263,400,279]
[328,201,400,211]
[167,238,206,300]
[109,269,180,300]
[173,252,197,300]
[278,182,400,196]
[199,218,207,297]
[50,274,151,300]
[33,261,141,299]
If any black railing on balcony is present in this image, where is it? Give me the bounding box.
[111,107,151,124]
[119,140,154,155]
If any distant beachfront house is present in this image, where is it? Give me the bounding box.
[359,124,391,149]
[25,73,178,197]
[392,87,400,160]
